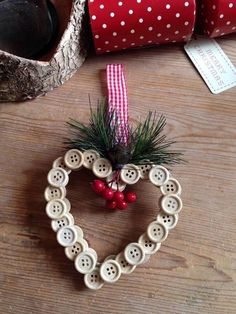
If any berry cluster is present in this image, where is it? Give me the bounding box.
[92,180,137,210]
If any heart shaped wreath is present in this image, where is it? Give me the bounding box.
[44,64,184,290]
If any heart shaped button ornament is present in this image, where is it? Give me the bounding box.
[44,64,184,290]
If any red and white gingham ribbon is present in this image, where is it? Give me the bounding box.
[106,64,129,144]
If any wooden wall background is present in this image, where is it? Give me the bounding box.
[0,36,236,313]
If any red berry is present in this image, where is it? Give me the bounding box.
[113,191,124,202]
[106,200,117,210]
[117,200,128,210]
[102,188,114,200]
[125,192,137,203]
[92,180,106,194]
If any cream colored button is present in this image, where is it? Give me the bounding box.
[139,163,153,180]
[104,255,116,262]
[84,267,104,290]
[74,225,84,238]
[51,213,74,232]
[143,254,151,264]
[57,225,77,247]
[47,167,69,187]
[64,149,84,170]
[63,198,71,212]
[53,156,71,174]
[106,172,126,191]
[138,233,161,255]
[83,150,100,169]
[124,243,145,265]
[149,165,169,186]
[157,211,179,230]
[44,186,66,202]
[86,248,98,260]
[92,158,112,178]
[147,221,168,243]
[46,199,68,219]
[161,194,182,214]
[74,250,97,274]
[115,252,136,274]
[120,164,141,185]
[100,260,121,283]
[65,237,89,261]
[160,178,181,195]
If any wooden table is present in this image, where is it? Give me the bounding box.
[1,37,236,314]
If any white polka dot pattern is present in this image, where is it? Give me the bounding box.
[88,0,196,54]
[199,0,236,37]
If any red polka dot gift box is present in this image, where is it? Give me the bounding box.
[88,0,196,54]
[199,0,236,37]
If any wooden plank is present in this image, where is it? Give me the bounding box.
[0,36,236,314]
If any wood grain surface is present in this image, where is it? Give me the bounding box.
[0,36,236,314]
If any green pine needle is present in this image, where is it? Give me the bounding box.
[65,100,184,168]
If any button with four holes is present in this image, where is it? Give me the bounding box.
[147,221,168,243]
[115,252,136,274]
[57,225,77,247]
[64,149,84,170]
[44,186,66,202]
[51,213,74,232]
[138,233,161,255]
[92,158,112,178]
[83,150,100,169]
[106,172,126,191]
[157,211,179,230]
[100,259,121,283]
[149,165,169,186]
[46,199,68,219]
[53,156,71,174]
[120,164,141,185]
[74,250,97,274]
[124,243,145,265]
[65,237,89,260]
[84,267,104,290]
[47,167,69,187]
[160,178,182,195]
[139,163,153,180]
[161,194,182,215]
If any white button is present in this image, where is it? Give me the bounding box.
[47,167,69,187]
[84,267,104,290]
[160,178,182,195]
[104,255,116,261]
[44,186,66,202]
[157,211,179,230]
[100,260,121,283]
[83,150,100,169]
[53,156,71,174]
[65,237,89,261]
[64,149,84,170]
[124,243,145,265]
[74,225,84,238]
[143,254,151,264]
[86,248,98,260]
[51,213,74,232]
[74,250,97,274]
[92,158,112,178]
[139,163,153,179]
[138,233,161,255]
[115,252,136,274]
[45,199,68,219]
[63,198,71,212]
[120,164,141,185]
[149,165,169,186]
[106,172,126,191]
[147,221,168,243]
[57,225,77,247]
[161,194,182,214]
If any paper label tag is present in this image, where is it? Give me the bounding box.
[184,37,236,94]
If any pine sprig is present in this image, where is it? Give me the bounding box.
[65,101,184,168]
